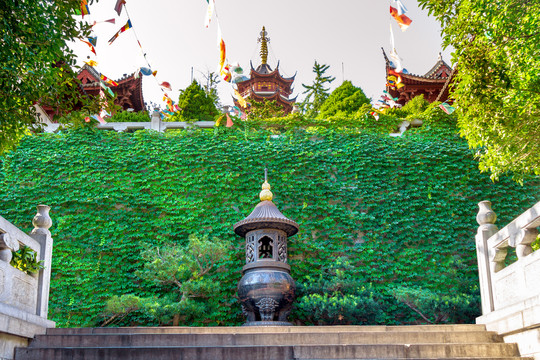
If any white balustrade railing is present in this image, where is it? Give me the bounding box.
[0,206,55,360]
[475,200,540,360]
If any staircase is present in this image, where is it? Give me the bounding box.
[14,324,528,360]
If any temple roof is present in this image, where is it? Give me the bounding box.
[423,56,452,79]
[77,65,145,112]
[382,48,452,80]
[248,61,296,84]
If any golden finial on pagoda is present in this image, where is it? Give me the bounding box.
[258,26,269,65]
[259,168,273,201]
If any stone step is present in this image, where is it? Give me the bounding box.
[45,324,486,335]
[29,331,502,348]
[14,343,521,360]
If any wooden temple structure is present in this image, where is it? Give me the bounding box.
[234,26,297,114]
[383,49,455,106]
[42,64,145,120]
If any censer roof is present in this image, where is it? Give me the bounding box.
[233,179,299,237]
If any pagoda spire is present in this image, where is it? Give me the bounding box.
[258,26,270,65]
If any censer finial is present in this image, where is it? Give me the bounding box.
[260,167,273,201]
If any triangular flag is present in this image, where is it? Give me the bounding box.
[80,39,96,55]
[100,74,118,87]
[108,20,132,45]
[226,113,234,127]
[390,6,412,31]
[88,36,97,46]
[80,0,90,17]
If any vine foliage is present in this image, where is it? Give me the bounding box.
[0,127,538,327]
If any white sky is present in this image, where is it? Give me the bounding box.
[72,0,453,110]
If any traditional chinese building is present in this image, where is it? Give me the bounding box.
[234,26,297,114]
[42,64,145,120]
[383,49,455,106]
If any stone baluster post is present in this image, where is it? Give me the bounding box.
[476,201,498,314]
[29,205,53,318]
[151,110,161,132]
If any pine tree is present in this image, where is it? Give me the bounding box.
[301,61,336,118]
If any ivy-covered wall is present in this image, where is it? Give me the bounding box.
[0,128,537,327]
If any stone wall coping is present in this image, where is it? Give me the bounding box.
[0,216,40,255]
[487,200,540,250]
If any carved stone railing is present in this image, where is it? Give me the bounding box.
[42,111,215,133]
[0,206,55,360]
[475,200,540,360]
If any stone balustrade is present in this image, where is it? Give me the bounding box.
[475,200,540,360]
[42,111,215,133]
[0,206,55,360]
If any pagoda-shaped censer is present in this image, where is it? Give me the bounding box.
[234,171,298,326]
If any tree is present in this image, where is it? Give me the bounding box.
[418,0,540,180]
[301,61,335,118]
[172,80,219,122]
[0,0,91,153]
[104,235,229,326]
[317,80,370,119]
[200,70,221,110]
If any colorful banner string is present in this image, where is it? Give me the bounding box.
[203,0,250,122]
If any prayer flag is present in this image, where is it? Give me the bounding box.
[221,64,231,82]
[390,6,412,31]
[88,37,97,46]
[99,82,115,97]
[80,0,90,17]
[234,89,247,108]
[204,0,215,28]
[215,114,224,126]
[100,74,118,86]
[232,74,249,83]
[388,69,403,83]
[389,49,403,73]
[80,39,96,55]
[152,70,158,77]
[370,111,380,120]
[114,0,126,16]
[140,67,153,76]
[439,102,456,114]
[91,114,106,124]
[395,0,408,15]
[226,113,234,127]
[108,20,132,45]
[160,82,172,91]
